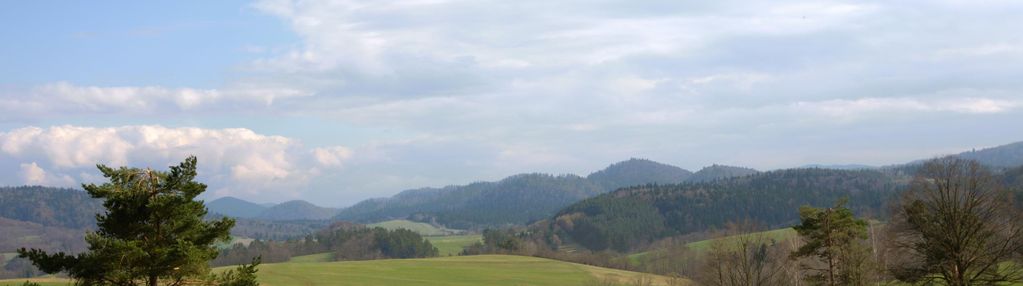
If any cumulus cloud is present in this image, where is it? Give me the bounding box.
[18,162,76,187]
[0,125,351,200]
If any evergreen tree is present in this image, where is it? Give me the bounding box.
[18,156,237,286]
[791,198,872,286]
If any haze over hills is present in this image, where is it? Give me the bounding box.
[334,159,758,228]
[953,141,1023,168]
[206,197,270,218]
[256,200,340,221]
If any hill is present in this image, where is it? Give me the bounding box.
[551,168,898,252]
[0,186,101,229]
[955,141,1023,168]
[335,173,604,229]
[257,200,339,221]
[686,165,759,183]
[206,196,268,218]
[335,159,755,229]
[586,158,693,190]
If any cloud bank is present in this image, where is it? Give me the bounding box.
[0,125,350,201]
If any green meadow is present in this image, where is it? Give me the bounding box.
[1,255,681,286]
[367,220,462,236]
[425,234,482,256]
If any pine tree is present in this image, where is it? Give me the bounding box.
[791,198,872,286]
[18,156,237,286]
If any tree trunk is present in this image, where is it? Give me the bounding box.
[149,274,158,286]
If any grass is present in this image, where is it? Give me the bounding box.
[290,252,335,263]
[367,220,463,236]
[215,236,255,250]
[628,227,798,264]
[235,255,681,286]
[684,227,797,251]
[425,234,482,256]
[2,255,683,286]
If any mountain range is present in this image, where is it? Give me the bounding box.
[332,159,759,228]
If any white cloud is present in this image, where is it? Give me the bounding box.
[0,125,351,200]
[18,162,75,187]
[313,146,353,167]
[0,82,311,120]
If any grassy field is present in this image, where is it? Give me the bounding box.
[684,227,796,251]
[1,255,684,286]
[628,227,798,264]
[215,236,255,249]
[367,220,463,236]
[425,234,482,256]
[290,252,334,263]
[238,255,681,286]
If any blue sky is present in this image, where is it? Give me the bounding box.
[2,0,1022,206]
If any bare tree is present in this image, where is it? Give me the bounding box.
[698,221,792,286]
[888,158,1023,285]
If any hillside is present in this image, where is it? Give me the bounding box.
[336,173,604,229]
[207,196,269,218]
[686,165,759,183]
[955,141,1023,168]
[551,168,899,252]
[257,200,339,221]
[335,159,756,229]
[0,186,101,229]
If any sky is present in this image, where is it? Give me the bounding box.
[2,0,1022,206]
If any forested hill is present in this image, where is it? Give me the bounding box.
[255,200,340,221]
[954,141,1023,167]
[550,168,900,252]
[0,186,101,229]
[334,159,756,228]
[585,158,693,190]
[206,196,268,218]
[686,164,759,183]
[335,173,604,229]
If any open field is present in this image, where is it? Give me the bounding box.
[367,220,463,236]
[684,227,797,251]
[290,252,334,263]
[425,234,482,256]
[3,255,683,286]
[628,227,798,264]
[235,255,681,286]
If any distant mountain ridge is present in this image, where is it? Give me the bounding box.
[953,141,1023,168]
[257,200,339,221]
[207,197,339,221]
[334,159,758,228]
[206,196,269,218]
[586,158,693,190]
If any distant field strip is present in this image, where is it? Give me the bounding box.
[425,235,481,256]
[367,220,463,236]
